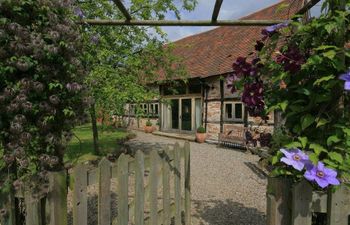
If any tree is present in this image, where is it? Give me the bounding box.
[76,0,195,153]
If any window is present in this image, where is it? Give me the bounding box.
[149,103,159,116]
[129,104,136,116]
[224,102,244,121]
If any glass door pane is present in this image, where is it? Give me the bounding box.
[171,99,179,129]
[195,98,202,129]
[181,99,192,131]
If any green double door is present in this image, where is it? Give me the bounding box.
[164,97,202,132]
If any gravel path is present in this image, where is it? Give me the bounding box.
[127,131,267,225]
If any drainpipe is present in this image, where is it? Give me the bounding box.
[220,79,224,133]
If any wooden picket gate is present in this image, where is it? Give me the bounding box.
[0,142,191,225]
[267,177,350,225]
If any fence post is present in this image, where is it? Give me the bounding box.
[266,177,292,225]
[162,147,171,225]
[174,143,182,225]
[98,158,111,225]
[0,185,16,225]
[327,184,350,225]
[149,150,159,225]
[184,142,191,225]
[24,191,43,225]
[117,154,129,225]
[46,171,67,225]
[73,164,87,225]
[135,151,145,225]
[291,180,312,225]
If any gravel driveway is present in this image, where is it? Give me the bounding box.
[126,131,267,225]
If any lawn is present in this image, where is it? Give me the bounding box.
[64,124,131,165]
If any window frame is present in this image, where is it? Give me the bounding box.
[224,102,244,121]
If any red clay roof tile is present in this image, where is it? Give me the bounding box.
[161,0,304,79]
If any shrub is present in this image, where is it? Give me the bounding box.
[146,120,152,126]
[196,126,206,133]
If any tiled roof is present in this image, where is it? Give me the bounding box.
[162,0,304,79]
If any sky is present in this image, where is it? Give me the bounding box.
[159,0,323,42]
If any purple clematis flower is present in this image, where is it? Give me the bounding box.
[262,21,289,36]
[304,162,340,188]
[280,148,309,171]
[339,70,350,91]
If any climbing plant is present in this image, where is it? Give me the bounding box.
[0,0,88,198]
[227,0,350,188]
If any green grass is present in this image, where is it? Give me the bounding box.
[64,124,130,165]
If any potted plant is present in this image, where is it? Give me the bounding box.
[196,126,207,143]
[144,119,153,133]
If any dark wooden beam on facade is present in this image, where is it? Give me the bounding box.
[296,0,321,15]
[112,0,132,20]
[212,0,223,22]
[82,19,287,26]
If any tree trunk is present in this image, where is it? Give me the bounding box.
[90,103,100,155]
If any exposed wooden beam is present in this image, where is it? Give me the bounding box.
[296,0,321,15]
[212,0,223,22]
[81,19,287,26]
[112,0,132,20]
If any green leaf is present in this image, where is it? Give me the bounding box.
[301,114,315,130]
[271,156,279,165]
[298,136,308,148]
[295,88,310,96]
[279,101,288,112]
[285,141,302,148]
[329,152,343,164]
[327,135,341,146]
[323,50,336,59]
[316,118,329,128]
[309,153,318,164]
[309,143,328,155]
[313,75,335,86]
[323,159,338,168]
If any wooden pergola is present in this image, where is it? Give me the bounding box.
[82,0,321,26]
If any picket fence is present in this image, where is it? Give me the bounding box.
[267,177,350,225]
[0,142,191,225]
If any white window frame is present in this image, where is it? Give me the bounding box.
[224,102,244,121]
[149,103,159,116]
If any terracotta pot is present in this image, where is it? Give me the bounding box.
[196,132,207,143]
[144,125,153,133]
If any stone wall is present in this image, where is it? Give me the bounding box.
[127,117,159,132]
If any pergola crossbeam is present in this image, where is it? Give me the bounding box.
[112,0,132,20]
[212,0,223,22]
[82,19,287,26]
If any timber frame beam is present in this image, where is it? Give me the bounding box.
[81,19,288,26]
[82,0,319,26]
[112,0,132,20]
[212,0,223,22]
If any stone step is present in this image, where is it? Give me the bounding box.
[152,131,196,142]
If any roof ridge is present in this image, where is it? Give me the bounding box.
[241,0,300,20]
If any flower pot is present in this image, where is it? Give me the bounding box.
[144,125,153,133]
[196,133,206,143]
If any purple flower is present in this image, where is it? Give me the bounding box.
[74,7,85,19]
[262,21,289,36]
[339,70,350,91]
[304,162,340,188]
[90,35,100,45]
[280,148,309,171]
